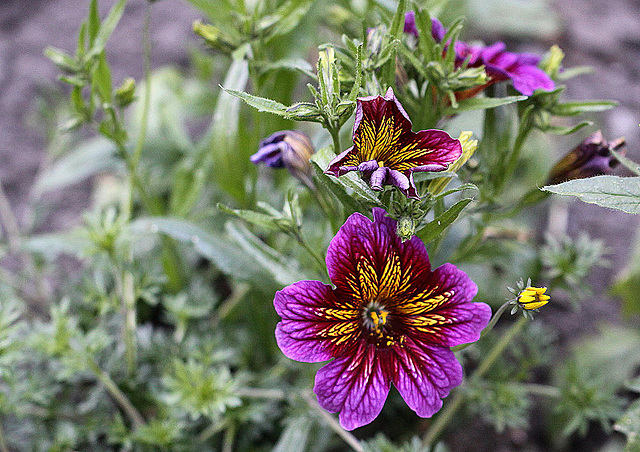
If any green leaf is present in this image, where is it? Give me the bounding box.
[44,47,80,73]
[130,217,275,289]
[539,120,592,136]
[218,204,285,232]
[225,222,309,286]
[542,175,640,214]
[88,0,100,46]
[611,149,640,176]
[88,0,127,58]
[444,96,527,115]
[93,52,113,103]
[260,0,313,42]
[22,231,93,259]
[33,137,120,196]
[615,399,640,452]
[256,58,315,79]
[417,198,473,244]
[550,100,617,117]
[221,87,290,117]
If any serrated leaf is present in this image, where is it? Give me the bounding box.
[542,175,640,214]
[222,87,289,116]
[33,137,120,195]
[417,198,473,244]
[444,95,527,115]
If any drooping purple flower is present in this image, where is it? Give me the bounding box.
[546,131,625,185]
[325,88,462,199]
[454,41,554,96]
[274,208,491,430]
[251,130,315,186]
[404,11,446,42]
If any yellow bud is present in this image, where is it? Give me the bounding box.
[518,286,550,310]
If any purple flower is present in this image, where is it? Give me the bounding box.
[454,41,554,96]
[274,208,491,430]
[547,131,625,185]
[251,130,315,186]
[325,88,462,199]
[404,11,446,42]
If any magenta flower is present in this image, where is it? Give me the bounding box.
[454,41,554,96]
[404,11,446,42]
[325,88,462,199]
[274,208,491,430]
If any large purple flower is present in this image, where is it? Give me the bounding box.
[325,88,461,199]
[274,208,491,430]
[454,41,554,96]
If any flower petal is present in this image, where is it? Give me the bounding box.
[314,343,390,430]
[274,280,359,362]
[391,337,462,417]
[390,129,462,172]
[326,209,433,304]
[509,64,555,96]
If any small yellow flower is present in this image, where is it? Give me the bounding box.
[518,286,550,310]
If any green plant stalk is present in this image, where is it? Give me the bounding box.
[495,120,533,196]
[422,316,528,448]
[131,3,152,168]
[452,300,511,352]
[294,232,327,275]
[302,390,364,452]
[121,262,137,376]
[329,123,341,155]
[86,358,145,428]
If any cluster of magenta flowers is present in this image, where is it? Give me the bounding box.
[275,208,491,429]
[404,11,555,96]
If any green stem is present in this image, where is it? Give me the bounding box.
[121,260,137,376]
[295,233,327,275]
[222,424,236,452]
[87,358,145,428]
[329,124,341,155]
[302,391,364,452]
[422,316,528,448]
[131,3,152,168]
[516,383,561,398]
[236,387,287,400]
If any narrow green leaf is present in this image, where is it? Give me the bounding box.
[542,175,640,214]
[256,58,315,78]
[222,87,290,116]
[44,47,80,73]
[346,44,363,102]
[130,217,275,288]
[611,149,640,176]
[22,231,93,259]
[218,204,284,232]
[389,0,407,38]
[417,198,473,243]
[444,95,527,115]
[273,416,314,452]
[88,0,127,58]
[311,163,362,214]
[540,120,592,135]
[93,52,113,103]
[88,0,100,46]
[550,100,617,117]
[225,222,309,286]
[33,138,120,196]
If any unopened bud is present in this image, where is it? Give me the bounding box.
[396,216,416,242]
[115,77,136,108]
[251,130,316,188]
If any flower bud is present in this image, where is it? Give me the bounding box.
[547,131,625,185]
[193,20,238,55]
[115,77,136,108]
[250,130,315,187]
[517,286,550,310]
[396,215,416,242]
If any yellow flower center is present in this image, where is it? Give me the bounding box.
[363,303,390,334]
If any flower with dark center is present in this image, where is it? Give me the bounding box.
[274,208,491,430]
[250,130,315,187]
[546,131,625,185]
[325,88,462,199]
